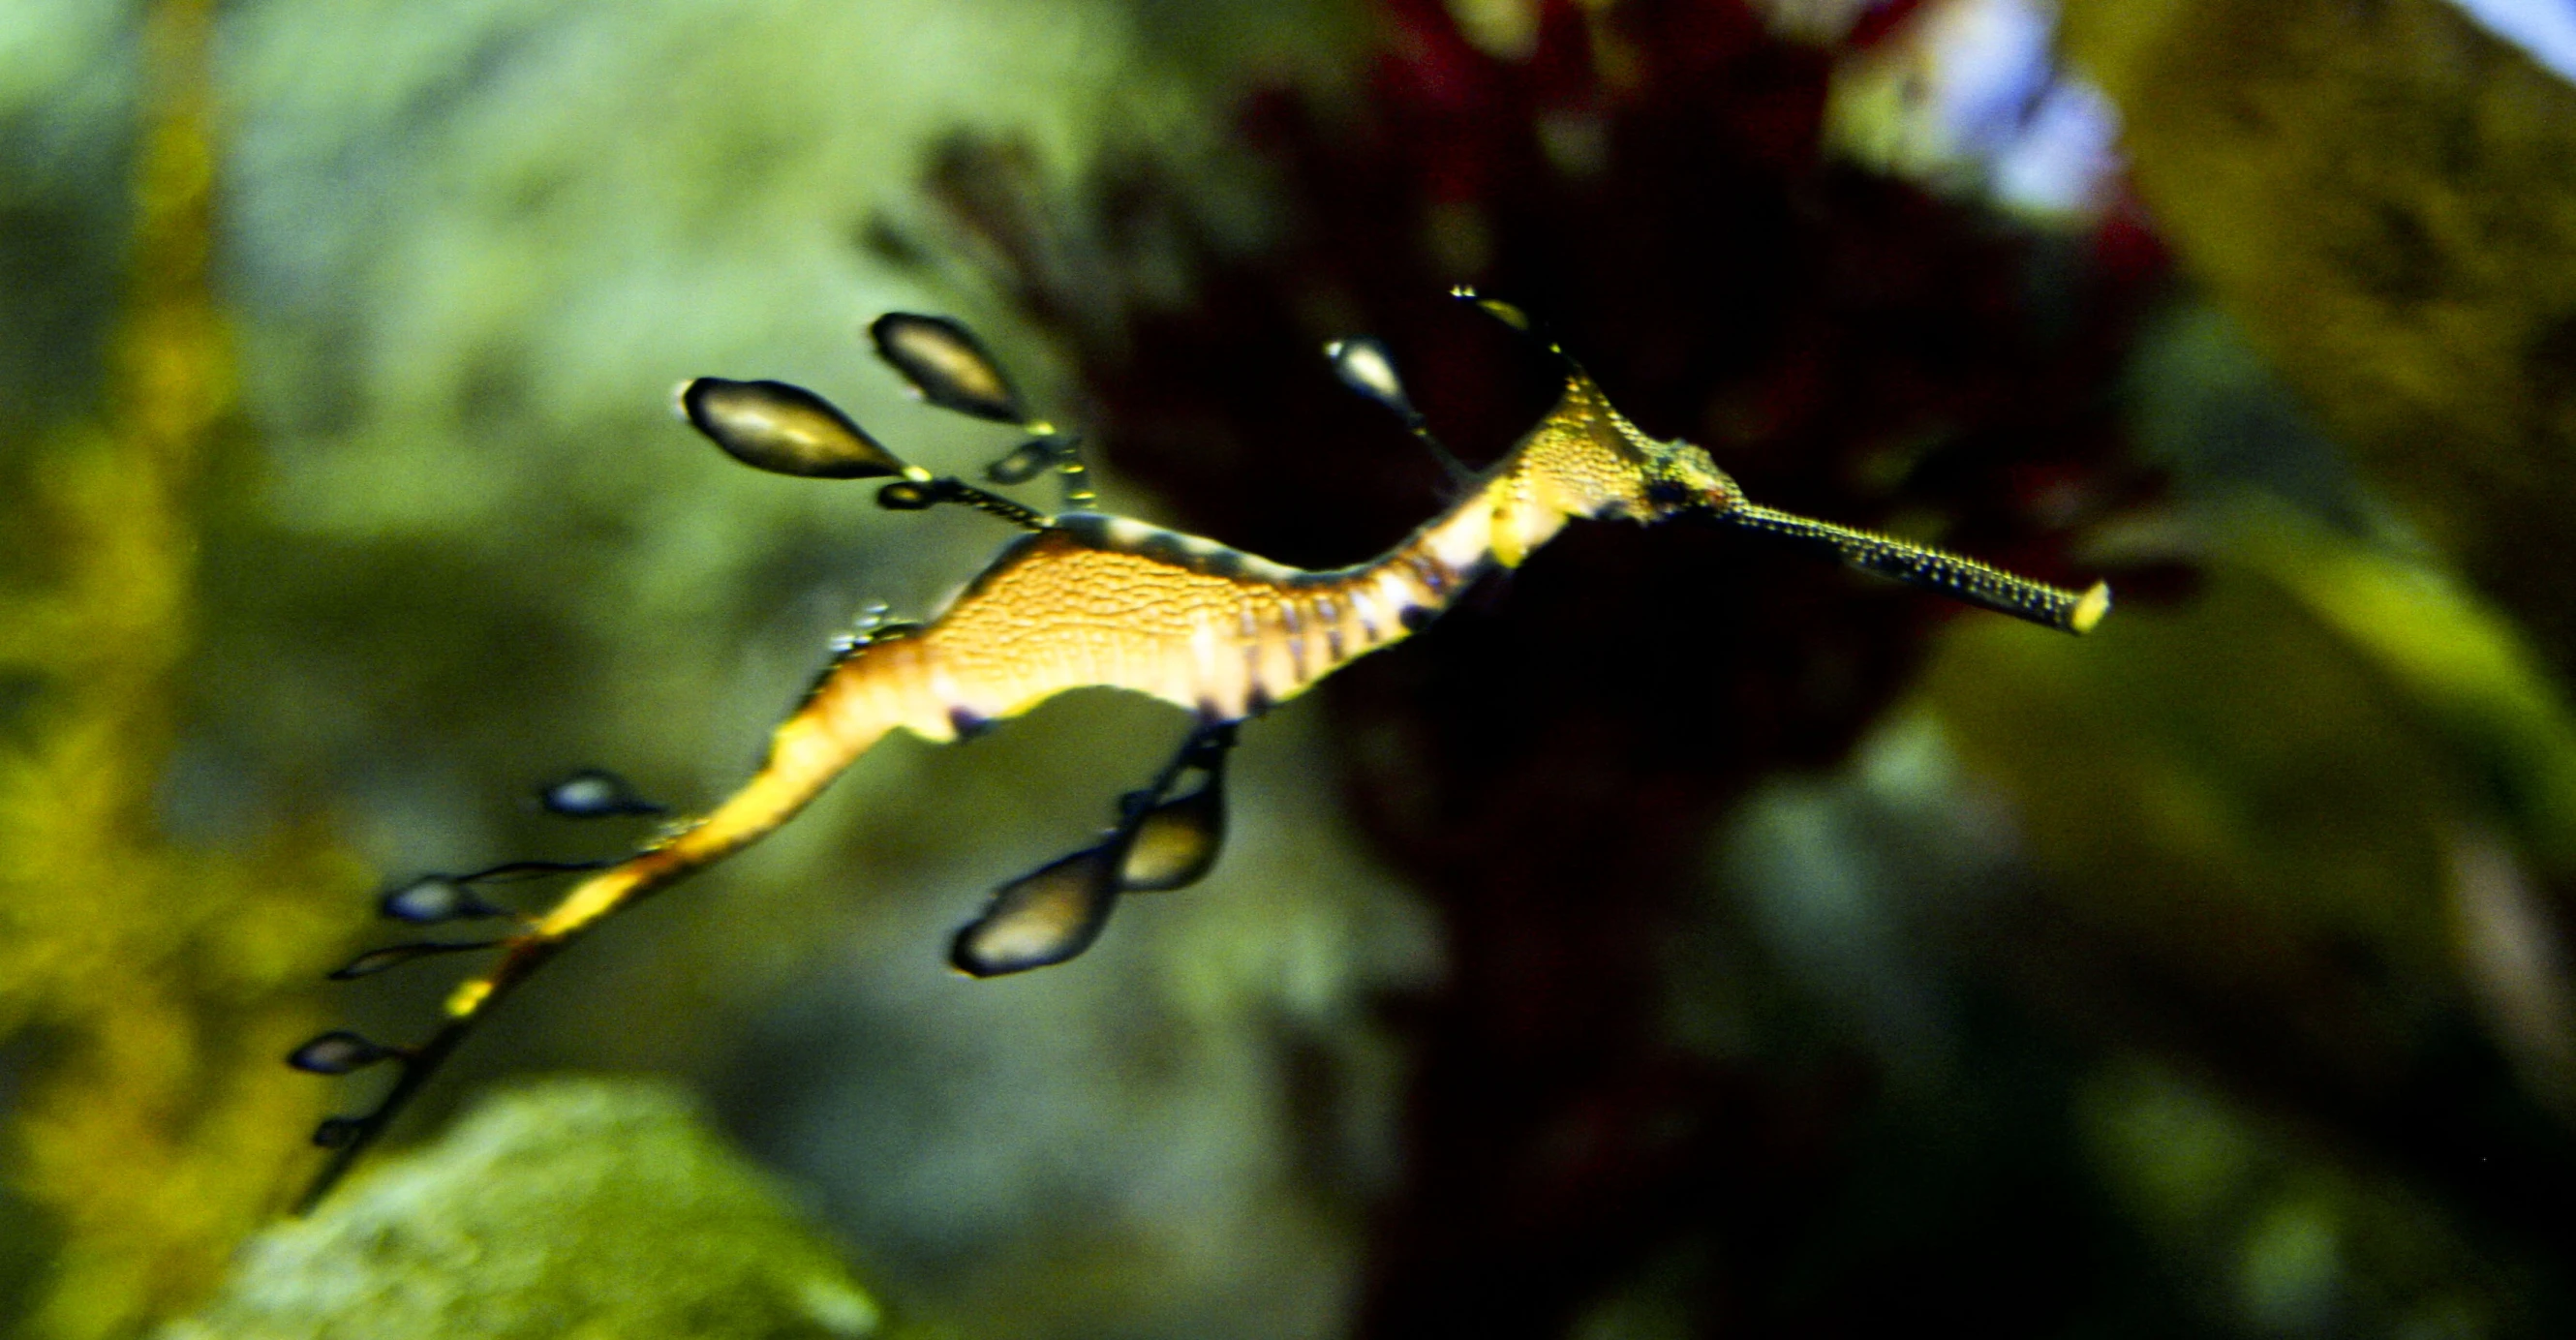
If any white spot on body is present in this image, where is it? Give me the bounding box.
[1346,588,1382,643]
[1373,569,1420,624]
[1426,501,1494,571]
[926,658,968,738]
[1278,598,1307,681]
[873,640,953,741]
[1189,608,1222,702]
[1315,594,1347,661]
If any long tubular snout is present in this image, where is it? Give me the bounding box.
[1720,503,2109,634]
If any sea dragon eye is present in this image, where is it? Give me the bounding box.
[1644,478,1695,507]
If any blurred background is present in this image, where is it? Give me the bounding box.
[5,0,2576,1334]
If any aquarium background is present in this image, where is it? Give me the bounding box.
[4,0,2576,1335]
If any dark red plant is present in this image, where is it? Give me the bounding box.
[878,0,2167,1330]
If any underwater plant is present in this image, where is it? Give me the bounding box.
[0,0,365,1333]
[290,289,2103,1207]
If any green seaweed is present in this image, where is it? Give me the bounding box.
[159,1080,883,1340]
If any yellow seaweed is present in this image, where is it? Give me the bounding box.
[0,2,364,1334]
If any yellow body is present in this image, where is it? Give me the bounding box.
[443,351,2107,1025]
[464,362,1694,1013]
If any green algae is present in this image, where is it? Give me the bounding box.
[162,1080,883,1340]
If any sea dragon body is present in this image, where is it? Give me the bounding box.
[455,364,1713,1006]
[296,302,2105,1208]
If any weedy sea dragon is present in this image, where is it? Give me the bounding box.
[286,289,2109,1209]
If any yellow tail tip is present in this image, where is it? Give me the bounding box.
[445,979,494,1018]
[2070,581,2112,634]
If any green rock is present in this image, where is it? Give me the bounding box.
[160,1080,882,1340]
[2059,0,2576,672]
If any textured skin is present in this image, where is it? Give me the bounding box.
[813,364,1689,746]
[439,366,1692,1008]
[508,364,1707,959]
[307,363,1740,1206]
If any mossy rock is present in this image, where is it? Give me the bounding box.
[160,1079,882,1340]
[2059,0,2576,669]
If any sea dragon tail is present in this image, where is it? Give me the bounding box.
[295,655,905,1211]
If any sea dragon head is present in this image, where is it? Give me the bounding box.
[1639,440,1746,522]
[1454,287,2106,634]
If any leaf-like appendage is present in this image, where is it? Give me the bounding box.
[1325,337,1422,427]
[289,1031,399,1076]
[950,841,1122,976]
[1120,773,1225,892]
[680,378,909,479]
[537,768,664,818]
[871,313,1029,425]
[984,439,1055,485]
[380,877,506,925]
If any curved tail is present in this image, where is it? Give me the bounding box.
[295,653,907,1211]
